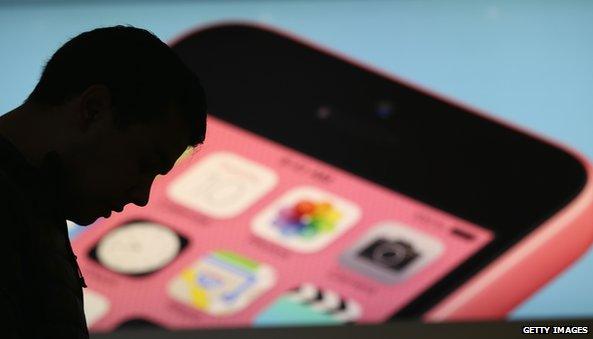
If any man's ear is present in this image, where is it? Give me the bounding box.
[77,84,112,131]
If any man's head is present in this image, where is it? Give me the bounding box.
[25,25,207,225]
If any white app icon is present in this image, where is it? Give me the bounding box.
[251,186,361,253]
[339,222,444,284]
[167,152,278,219]
[83,289,110,327]
[96,221,182,275]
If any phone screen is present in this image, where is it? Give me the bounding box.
[71,23,587,331]
[74,116,492,330]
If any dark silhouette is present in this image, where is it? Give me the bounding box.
[0,26,207,338]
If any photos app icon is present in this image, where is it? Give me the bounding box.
[252,186,361,253]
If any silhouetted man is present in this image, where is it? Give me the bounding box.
[0,26,207,338]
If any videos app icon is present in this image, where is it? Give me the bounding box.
[254,283,361,327]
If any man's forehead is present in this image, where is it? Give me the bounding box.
[147,115,192,161]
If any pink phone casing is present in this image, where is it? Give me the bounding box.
[169,21,593,321]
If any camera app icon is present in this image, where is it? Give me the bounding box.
[358,238,419,272]
[339,222,443,284]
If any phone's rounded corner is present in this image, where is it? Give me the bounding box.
[423,160,593,322]
[167,20,288,48]
[561,147,593,202]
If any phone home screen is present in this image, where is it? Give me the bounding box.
[70,116,493,331]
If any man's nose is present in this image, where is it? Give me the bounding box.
[132,192,150,207]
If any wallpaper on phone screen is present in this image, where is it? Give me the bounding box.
[70,116,493,331]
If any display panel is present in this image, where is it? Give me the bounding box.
[73,117,492,330]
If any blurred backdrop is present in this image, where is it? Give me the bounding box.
[1,0,592,322]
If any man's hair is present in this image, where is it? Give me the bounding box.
[26,25,207,146]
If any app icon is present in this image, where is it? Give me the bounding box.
[339,222,444,284]
[92,221,186,276]
[167,152,277,219]
[254,283,361,326]
[83,289,110,327]
[251,186,361,253]
[168,250,276,316]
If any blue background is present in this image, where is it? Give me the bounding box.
[1,0,591,319]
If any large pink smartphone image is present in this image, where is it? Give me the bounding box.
[70,22,593,331]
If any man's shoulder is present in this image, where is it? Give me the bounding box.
[0,169,27,308]
[0,168,23,200]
